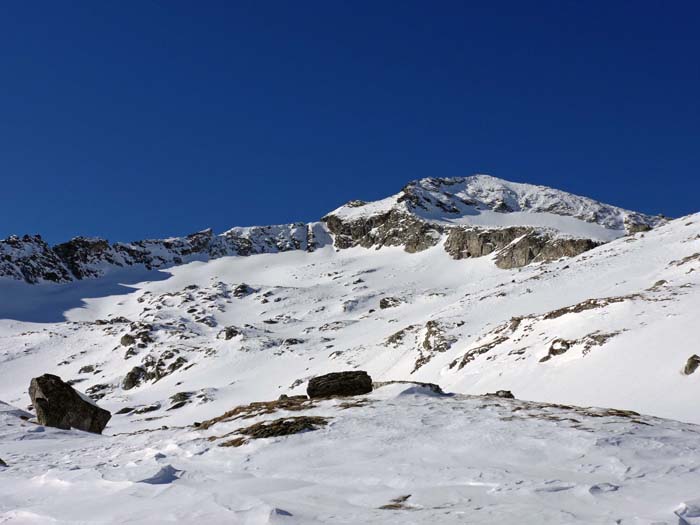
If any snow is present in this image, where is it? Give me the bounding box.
[1,387,700,523]
[328,174,663,240]
[0,181,697,523]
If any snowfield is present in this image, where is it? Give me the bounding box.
[2,385,700,524]
[0,177,699,523]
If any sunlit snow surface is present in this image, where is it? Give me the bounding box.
[1,385,700,524]
[327,175,662,240]
[0,211,699,523]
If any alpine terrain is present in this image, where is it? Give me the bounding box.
[1,174,699,524]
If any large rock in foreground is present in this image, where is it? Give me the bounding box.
[29,374,111,434]
[307,371,373,398]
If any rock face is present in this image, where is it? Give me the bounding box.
[307,371,373,398]
[28,374,111,433]
[1,223,331,284]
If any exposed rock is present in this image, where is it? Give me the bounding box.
[1,224,324,284]
[412,320,456,373]
[684,355,700,376]
[217,326,241,340]
[233,283,255,298]
[28,374,111,434]
[0,458,7,467]
[78,365,95,374]
[494,232,599,269]
[449,336,510,370]
[198,396,316,430]
[120,334,136,347]
[540,332,622,362]
[486,390,515,399]
[379,297,403,309]
[0,234,72,283]
[307,371,373,398]
[218,416,329,447]
[122,366,147,390]
[444,226,528,260]
[323,209,436,252]
[133,403,160,414]
[84,383,111,400]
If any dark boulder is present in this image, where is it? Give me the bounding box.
[28,374,111,434]
[379,297,402,309]
[218,326,241,340]
[120,334,136,347]
[307,371,373,398]
[684,355,700,376]
[486,390,515,399]
[122,366,147,390]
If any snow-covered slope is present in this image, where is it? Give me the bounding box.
[0,210,697,424]
[2,384,700,524]
[327,174,663,239]
[0,176,698,524]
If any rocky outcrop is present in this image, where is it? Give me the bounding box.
[494,232,599,269]
[28,374,111,433]
[321,174,664,269]
[322,209,442,252]
[379,297,403,309]
[1,223,329,284]
[307,371,373,398]
[0,235,72,283]
[324,212,602,270]
[485,390,515,399]
[122,366,147,390]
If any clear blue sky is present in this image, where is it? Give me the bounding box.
[1,1,698,244]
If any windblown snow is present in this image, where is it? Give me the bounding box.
[0,175,698,524]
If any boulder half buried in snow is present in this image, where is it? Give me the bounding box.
[307,371,373,398]
[28,374,111,434]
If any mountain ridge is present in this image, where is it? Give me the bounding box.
[0,175,666,284]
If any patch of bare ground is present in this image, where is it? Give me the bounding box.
[197,396,315,430]
[217,416,330,447]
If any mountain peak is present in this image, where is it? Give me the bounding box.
[329,173,663,239]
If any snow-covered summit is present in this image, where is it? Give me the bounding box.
[327,174,663,239]
[0,174,667,283]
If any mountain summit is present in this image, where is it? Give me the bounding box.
[0,175,664,284]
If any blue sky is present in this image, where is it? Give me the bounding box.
[1,1,698,244]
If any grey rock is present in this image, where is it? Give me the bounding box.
[684,355,700,376]
[307,371,373,398]
[218,326,241,340]
[486,390,515,399]
[122,366,147,390]
[28,374,111,434]
[120,334,136,347]
[379,297,403,309]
